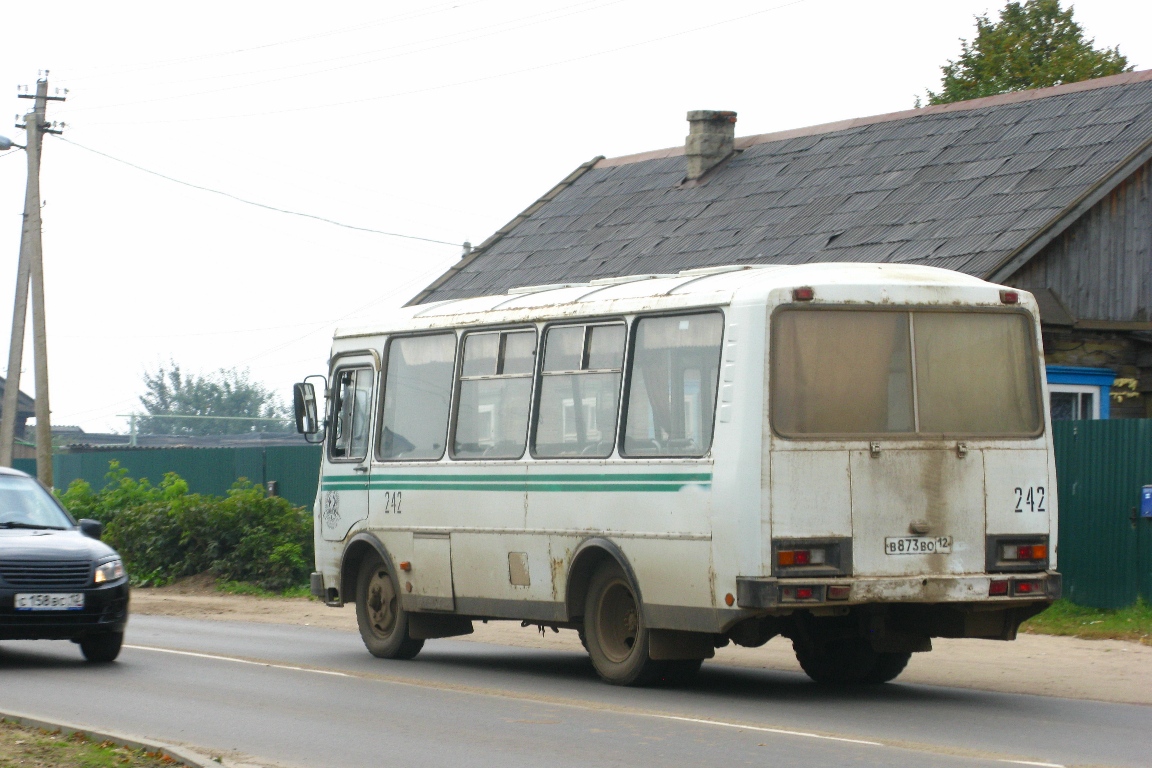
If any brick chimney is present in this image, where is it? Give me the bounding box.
[685,110,737,181]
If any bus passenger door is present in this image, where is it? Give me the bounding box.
[320,359,376,541]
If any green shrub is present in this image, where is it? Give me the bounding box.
[57,462,313,592]
[57,462,188,524]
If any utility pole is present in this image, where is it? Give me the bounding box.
[0,73,64,487]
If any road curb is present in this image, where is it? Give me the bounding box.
[0,709,218,767]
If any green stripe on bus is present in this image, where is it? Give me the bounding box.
[322,472,712,482]
[321,481,707,493]
[320,472,711,493]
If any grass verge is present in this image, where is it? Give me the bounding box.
[1020,599,1152,645]
[0,720,186,767]
[216,580,312,599]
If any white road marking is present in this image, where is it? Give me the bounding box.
[124,644,352,677]
[648,714,882,745]
[122,642,1064,765]
[125,643,879,746]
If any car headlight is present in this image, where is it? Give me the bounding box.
[94,559,125,584]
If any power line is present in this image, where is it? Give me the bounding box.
[228,259,456,369]
[57,318,334,341]
[58,0,625,115]
[76,0,815,127]
[55,1,490,85]
[54,136,461,246]
[58,260,455,424]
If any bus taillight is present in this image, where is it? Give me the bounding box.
[1013,579,1044,596]
[780,586,821,602]
[778,548,827,567]
[1001,543,1047,561]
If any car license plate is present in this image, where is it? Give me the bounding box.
[885,536,953,555]
[14,593,85,611]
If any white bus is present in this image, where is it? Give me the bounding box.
[294,262,1059,686]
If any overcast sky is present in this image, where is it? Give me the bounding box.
[1,0,1149,433]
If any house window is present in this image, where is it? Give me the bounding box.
[1045,366,1116,422]
[1049,386,1097,421]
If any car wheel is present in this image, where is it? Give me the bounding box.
[80,631,123,663]
[583,561,663,686]
[355,555,424,660]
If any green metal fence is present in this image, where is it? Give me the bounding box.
[1053,419,1152,609]
[47,446,322,509]
[17,422,1152,608]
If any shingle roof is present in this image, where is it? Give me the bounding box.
[415,70,1152,304]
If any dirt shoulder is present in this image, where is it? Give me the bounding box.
[131,585,1152,707]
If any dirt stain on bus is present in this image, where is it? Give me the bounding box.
[550,552,569,602]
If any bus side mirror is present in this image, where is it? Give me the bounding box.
[293,382,319,435]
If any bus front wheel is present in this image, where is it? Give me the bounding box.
[355,555,424,660]
[583,562,664,686]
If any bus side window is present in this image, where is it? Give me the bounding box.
[378,334,457,460]
[622,313,723,457]
[534,323,625,458]
[331,368,373,460]
[453,329,536,460]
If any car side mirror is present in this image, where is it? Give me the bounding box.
[78,519,104,540]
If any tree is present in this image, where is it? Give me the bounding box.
[138,363,291,436]
[925,0,1131,106]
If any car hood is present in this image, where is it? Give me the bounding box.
[0,528,118,561]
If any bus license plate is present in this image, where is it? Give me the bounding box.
[885,536,952,555]
[14,593,85,611]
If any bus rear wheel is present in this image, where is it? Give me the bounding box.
[356,555,424,660]
[793,638,910,685]
[583,562,664,686]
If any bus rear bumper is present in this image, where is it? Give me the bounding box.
[736,571,1061,609]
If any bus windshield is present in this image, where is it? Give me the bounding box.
[771,309,1042,437]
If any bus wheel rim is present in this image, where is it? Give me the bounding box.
[597,580,639,663]
[367,568,397,637]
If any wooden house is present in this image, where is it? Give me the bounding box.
[414,71,1152,419]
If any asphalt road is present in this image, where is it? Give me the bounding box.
[0,615,1148,768]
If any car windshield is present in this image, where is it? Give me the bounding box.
[0,475,73,529]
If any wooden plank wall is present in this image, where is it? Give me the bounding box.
[1009,159,1151,323]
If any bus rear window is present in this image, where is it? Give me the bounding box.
[771,309,1041,437]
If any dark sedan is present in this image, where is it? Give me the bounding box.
[0,467,129,662]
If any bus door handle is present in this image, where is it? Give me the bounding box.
[353,465,369,473]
